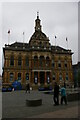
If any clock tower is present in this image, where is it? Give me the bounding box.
[35,12,42,31]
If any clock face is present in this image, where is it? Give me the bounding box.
[38,27,40,30]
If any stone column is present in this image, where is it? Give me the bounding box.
[57,72,59,83]
[38,58,39,69]
[32,72,34,84]
[3,72,7,83]
[29,71,31,83]
[38,72,40,86]
[7,58,9,67]
[50,72,52,83]
[4,72,7,83]
[44,56,46,68]
[7,71,9,83]
[45,72,47,85]
[22,71,25,83]
[15,72,17,80]
[63,72,65,82]
[5,58,7,67]
[22,58,25,69]
[15,57,17,68]
[32,59,34,69]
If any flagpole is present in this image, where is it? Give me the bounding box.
[23,32,25,49]
[8,30,10,45]
[55,35,57,49]
[8,34,9,45]
[23,32,25,43]
[66,37,68,50]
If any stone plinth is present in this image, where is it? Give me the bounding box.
[26,98,42,107]
[67,92,80,102]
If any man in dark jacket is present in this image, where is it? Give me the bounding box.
[26,83,30,93]
[53,82,59,105]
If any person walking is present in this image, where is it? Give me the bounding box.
[60,84,67,105]
[53,82,59,106]
[26,83,30,93]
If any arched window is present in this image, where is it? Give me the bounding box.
[34,72,38,84]
[66,73,68,80]
[26,73,29,80]
[47,76,50,84]
[52,60,55,68]
[59,73,62,81]
[58,60,61,68]
[53,73,56,80]
[26,57,29,66]
[39,42,42,47]
[10,73,14,81]
[40,56,44,67]
[64,61,67,68]
[18,56,22,66]
[10,55,14,66]
[18,73,21,80]
[34,56,38,67]
[46,56,50,67]
[46,72,50,84]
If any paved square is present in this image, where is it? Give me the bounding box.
[2,90,79,118]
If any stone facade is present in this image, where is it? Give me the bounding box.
[73,62,80,87]
[3,13,73,89]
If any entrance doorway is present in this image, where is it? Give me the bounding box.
[40,72,45,84]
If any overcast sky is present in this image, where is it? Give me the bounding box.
[0,1,79,75]
[78,1,80,62]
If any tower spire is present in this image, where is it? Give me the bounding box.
[37,11,39,19]
[35,11,42,31]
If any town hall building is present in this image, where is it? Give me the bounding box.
[3,13,73,89]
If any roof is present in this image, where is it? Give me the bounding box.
[30,31,49,41]
[4,42,30,51]
[3,42,73,55]
[7,42,29,48]
[51,45,73,55]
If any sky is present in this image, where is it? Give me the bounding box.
[78,1,80,62]
[0,1,79,75]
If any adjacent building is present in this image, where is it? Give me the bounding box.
[2,13,73,89]
[73,62,80,87]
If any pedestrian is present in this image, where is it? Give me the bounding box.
[64,82,66,88]
[26,83,30,93]
[60,84,67,105]
[53,82,59,106]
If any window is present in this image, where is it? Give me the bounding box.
[65,63,67,68]
[47,76,50,84]
[64,61,67,68]
[18,56,22,66]
[52,60,55,68]
[34,72,38,84]
[58,60,61,68]
[10,56,14,66]
[46,56,49,67]
[26,73,29,80]
[34,56,38,67]
[10,73,14,81]
[59,73,62,81]
[40,56,44,67]
[26,57,29,66]
[66,73,68,80]
[39,42,42,47]
[34,77,38,84]
[18,73,21,80]
[53,73,55,80]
